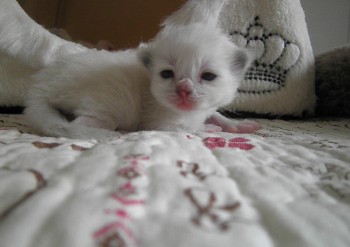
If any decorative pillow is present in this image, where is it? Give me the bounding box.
[219,0,316,117]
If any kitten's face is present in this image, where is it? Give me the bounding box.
[140,24,251,114]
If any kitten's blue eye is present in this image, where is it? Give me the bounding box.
[160,70,174,79]
[201,72,217,81]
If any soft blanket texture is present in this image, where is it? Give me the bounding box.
[0,115,349,247]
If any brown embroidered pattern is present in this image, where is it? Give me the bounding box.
[32,141,91,151]
[176,161,207,181]
[32,141,62,149]
[0,169,46,220]
[184,188,241,232]
[70,144,90,151]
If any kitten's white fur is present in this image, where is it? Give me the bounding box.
[25,23,258,140]
[0,0,225,107]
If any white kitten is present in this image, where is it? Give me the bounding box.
[25,23,260,140]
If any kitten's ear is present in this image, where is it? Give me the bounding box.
[138,44,153,69]
[231,48,255,74]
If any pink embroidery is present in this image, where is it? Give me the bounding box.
[118,182,136,196]
[230,137,249,142]
[124,154,150,164]
[112,193,145,206]
[93,222,121,239]
[93,222,136,245]
[93,154,149,246]
[228,138,255,150]
[203,137,226,149]
[203,137,255,150]
[104,209,130,219]
[117,166,142,179]
[116,210,129,219]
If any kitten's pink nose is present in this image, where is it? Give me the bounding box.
[176,79,193,98]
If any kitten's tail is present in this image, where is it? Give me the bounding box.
[25,98,119,141]
[0,0,85,69]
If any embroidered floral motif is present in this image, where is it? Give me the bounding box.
[228,138,255,150]
[177,161,207,181]
[184,188,241,232]
[203,137,226,149]
[93,154,149,246]
[203,137,255,150]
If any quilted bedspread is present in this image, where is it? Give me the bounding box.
[0,114,349,247]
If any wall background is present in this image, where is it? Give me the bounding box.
[18,0,350,54]
[19,0,185,49]
[301,0,350,54]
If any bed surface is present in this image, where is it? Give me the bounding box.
[0,114,349,247]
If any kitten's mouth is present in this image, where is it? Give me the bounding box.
[170,79,198,111]
[171,97,196,111]
[176,101,195,111]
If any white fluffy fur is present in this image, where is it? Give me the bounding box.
[25,24,257,140]
[0,0,86,106]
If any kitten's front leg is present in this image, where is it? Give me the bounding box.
[71,115,121,140]
[73,115,115,130]
[205,112,261,133]
[203,123,223,133]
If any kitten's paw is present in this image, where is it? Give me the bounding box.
[204,124,223,133]
[233,120,261,133]
[206,113,261,134]
[70,124,122,141]
[103,134,122,143]
[93,130,122,141]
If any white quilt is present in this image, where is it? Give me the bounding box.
[0,114,349,247]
